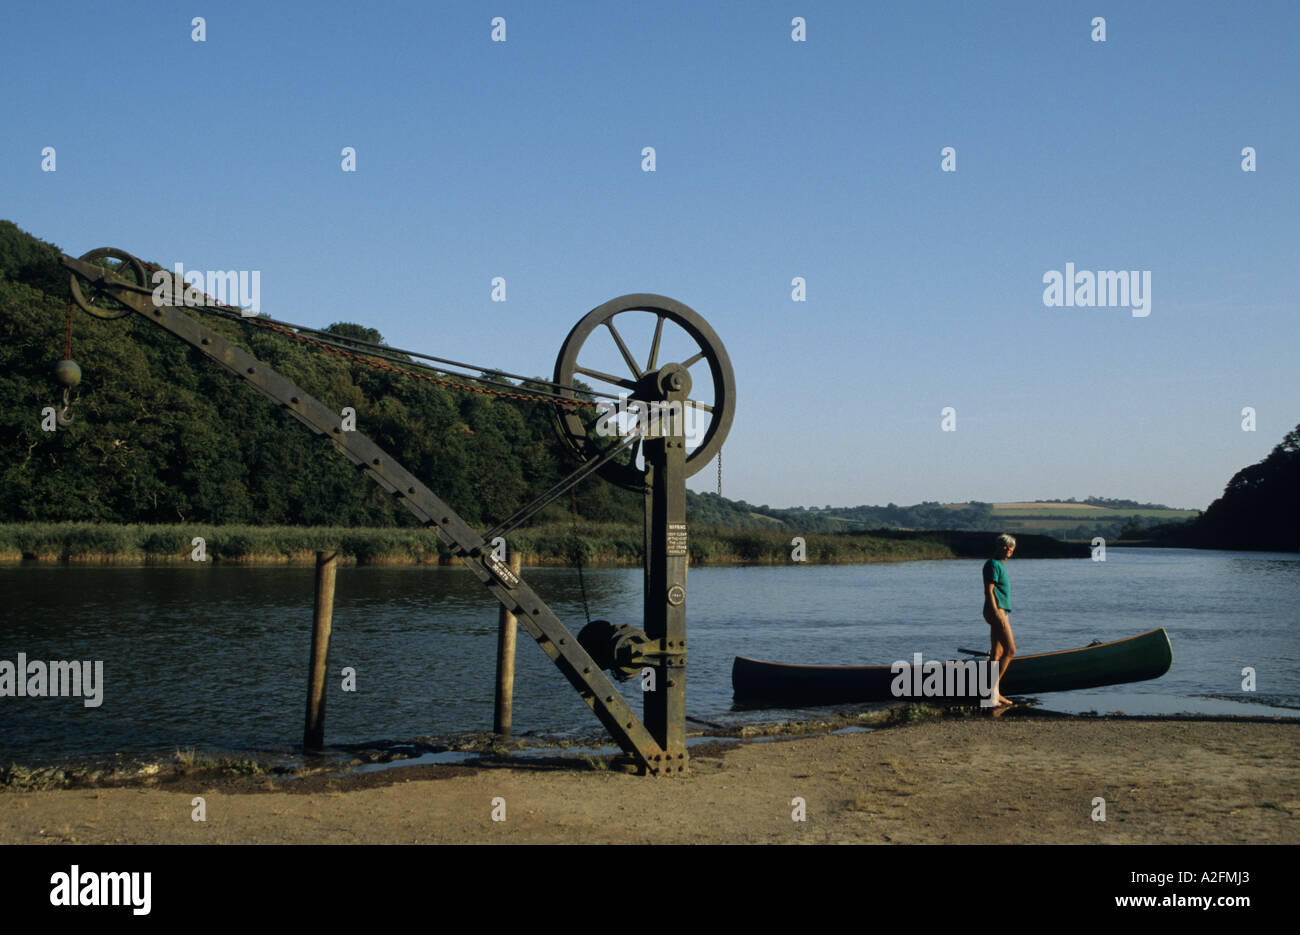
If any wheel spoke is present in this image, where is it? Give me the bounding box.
[604,320,643,379]
[92,260,125,307]
[685,399,714,414]
[681,350,707,368]
[646,313,665,372]
[575,365,638,391]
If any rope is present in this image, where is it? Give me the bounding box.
[570,487,591,626]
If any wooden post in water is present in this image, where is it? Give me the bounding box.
[304,550,338,751]
[493,550,522,737]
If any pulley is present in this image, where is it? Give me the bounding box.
[553,295,736,491]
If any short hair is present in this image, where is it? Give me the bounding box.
[996,534,1017,549]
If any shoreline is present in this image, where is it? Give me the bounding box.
[0,542,1224,565]
[0,522,1088,566]
[1,703,922,789]
[3,704,1293,790]
[2,712,1294,844]
[0,552,965,567]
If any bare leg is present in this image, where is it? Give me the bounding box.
[987,612,1016,706]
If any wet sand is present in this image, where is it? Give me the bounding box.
[1,718,1295,844]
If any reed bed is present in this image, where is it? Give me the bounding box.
[0,522,1084,566]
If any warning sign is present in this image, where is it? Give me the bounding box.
[666,522,688,556]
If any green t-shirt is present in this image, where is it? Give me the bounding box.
[982,559,1010,611]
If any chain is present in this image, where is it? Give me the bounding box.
[717,448,722,496]
[136,260,600,411]
[63,299,73,359]
[253,317,597,409]
[56,299,75,426]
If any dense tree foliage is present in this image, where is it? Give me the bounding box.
[687,496,998,532]
[1184,426,1300,551]
[1038,496,1178,510]
[1120,426,1299,551]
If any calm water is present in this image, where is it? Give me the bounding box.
[1,548,1297,760]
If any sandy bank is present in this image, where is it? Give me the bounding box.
[2,718,1295,845]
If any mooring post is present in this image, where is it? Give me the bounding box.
[304,550,338,751]
[493,550,522,737]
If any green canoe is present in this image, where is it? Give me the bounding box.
[731,627,1173,706]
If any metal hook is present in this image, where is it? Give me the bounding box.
[56,388,74,427]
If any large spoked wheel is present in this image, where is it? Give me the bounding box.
[68,247,148,319]
[554,294,735,490]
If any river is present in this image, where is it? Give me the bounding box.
[1,548,1296,761]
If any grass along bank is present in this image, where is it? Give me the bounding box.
[0,522,1087,566]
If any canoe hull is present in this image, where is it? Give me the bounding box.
[731,628,1173,706]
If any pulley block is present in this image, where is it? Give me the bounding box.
[68,247,149,319]
[578,619,653,681]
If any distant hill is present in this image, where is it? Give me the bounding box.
[687,494,1196,541]
[1009,496,1184,510]
[982,501,1196,540]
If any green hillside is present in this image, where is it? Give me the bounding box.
[0,221,642,530]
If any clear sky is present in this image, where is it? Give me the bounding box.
[4,1,1296,511]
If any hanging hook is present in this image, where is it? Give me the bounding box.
[57,388,74,426]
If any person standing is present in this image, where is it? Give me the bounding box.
[982,534,1017,707]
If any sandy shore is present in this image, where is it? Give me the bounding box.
[2,717,1295,845]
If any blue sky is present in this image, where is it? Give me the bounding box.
[4,0,1296,510]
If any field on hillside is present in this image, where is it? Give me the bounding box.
[922,501,1199,539]
[783,500,1199,540]
[991,502,1195,521]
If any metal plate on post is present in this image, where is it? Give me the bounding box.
[485,554,520,589]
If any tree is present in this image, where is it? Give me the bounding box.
[1190,424,1300,551]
